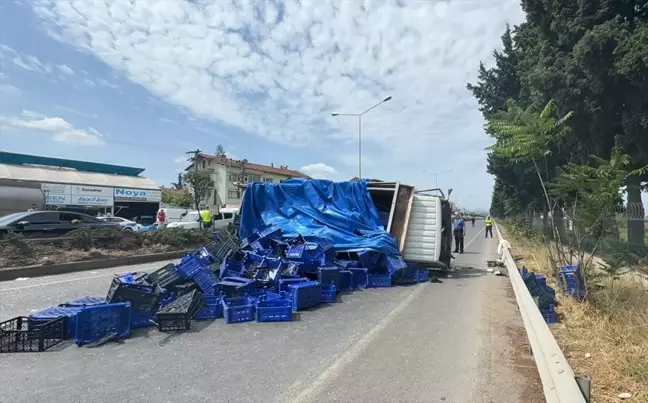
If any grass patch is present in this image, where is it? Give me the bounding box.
[502,225,648,403]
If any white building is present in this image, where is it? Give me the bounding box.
[187,153,309,210]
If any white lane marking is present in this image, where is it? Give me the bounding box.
[464,227,485,250]
[0,273,118,292]
[287,284,426,403]
[15,277,30,281]
[0,260,179,292]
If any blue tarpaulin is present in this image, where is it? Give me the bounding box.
[239,179,400,255]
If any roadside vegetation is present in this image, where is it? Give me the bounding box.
[503,224,648,403]
[0,228,213,268]
[466,2,648,401]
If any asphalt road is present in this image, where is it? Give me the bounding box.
[0,221,544,403]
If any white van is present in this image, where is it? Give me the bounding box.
[157,207,189,224]
[166,207,238,230]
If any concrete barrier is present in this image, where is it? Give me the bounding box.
[0,250,193,281]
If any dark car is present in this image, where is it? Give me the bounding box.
[0,211,120,237]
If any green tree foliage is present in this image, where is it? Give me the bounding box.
[216,143,226,157]
[471,0,648,246]
[172,173,184,190]
[183,170,214,214]
[161,189,193,208]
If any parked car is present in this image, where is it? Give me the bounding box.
[0,211,120,237]
[98,216,141,232]
[166,211,202,230]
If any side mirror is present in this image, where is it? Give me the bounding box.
[16,221,31,229]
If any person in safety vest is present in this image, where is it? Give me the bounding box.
[485,215,493,238]
[200,209,212,229]
[453,211,465,254]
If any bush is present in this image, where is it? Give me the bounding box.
[64,227,212,250]
[139,227,212,248]
[0,232,33,261]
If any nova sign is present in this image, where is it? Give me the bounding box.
[114,188,161,202]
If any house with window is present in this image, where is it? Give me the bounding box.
[186,153,310,211]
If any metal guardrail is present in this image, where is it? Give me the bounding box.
[494,222,587,403]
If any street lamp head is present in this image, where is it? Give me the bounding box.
[331,112,339,116]
[383,96,392,102]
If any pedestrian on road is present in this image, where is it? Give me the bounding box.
[471,217,475,227]
[485,215,493,238]
[453,211,465,254]
[156,209,167,230]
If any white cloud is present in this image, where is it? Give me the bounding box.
[30,0,526,208]
[56,106,99,119]
[174,155,187,164]
[1,44,52,75]
[57,64,75,75]
[300,163,339,179]
[0,111,105,146]
[0,83,23,96]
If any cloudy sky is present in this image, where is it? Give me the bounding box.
[0,0,526,211]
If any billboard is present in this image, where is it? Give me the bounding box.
[114,187,161,202]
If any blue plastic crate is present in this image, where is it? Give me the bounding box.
[241,232,261,249]
[176,253,205,279]
[220,250,247,279]
[537,287,556,310]
[29,306,84,339]
[383,255,407,275]
[195,295,223,320]
[256,298,293,322]
[540,306,557,324]
[523,272,543,296]
[416,269,430,283]
[535,274,547,288]
[349,268,369,288]
[357,250,378,270]
[520,266,529,277]
[75,302,131,346]
[287,281,321,311]
[339,270,353,291]
[336,260,361,269]
[222,297,255,324]
[318,267,340,291]
[278,277,309,292]
[216,277,257,297]
[368,274,392,288]
[321,283,336,303]
[558,265,586,298]
[192,269,216,295]
[59,296,106,307]
[131,310,155,328]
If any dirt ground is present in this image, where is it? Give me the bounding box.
[0,242,188,269]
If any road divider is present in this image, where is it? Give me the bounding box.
[494,222,586,403]
[0,250,192,282]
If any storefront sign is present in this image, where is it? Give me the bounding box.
[72,185,113,197]
[114,187,161,202]
[45,194,70,205]
[72,195,113,206]
[41,183,71,196]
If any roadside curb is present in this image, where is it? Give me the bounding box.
[0,249,193,282]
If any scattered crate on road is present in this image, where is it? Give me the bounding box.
[321,283,336,303]
[288,281,322,311]
[256,297,293,322]
[0,316,66,353]
[368,274,392,288]
[59,296,107,307]
[147,263,183,289]
[222,296,255,324]
[29,306,84,339]
[75,302,132,346]
[154,290,204,331]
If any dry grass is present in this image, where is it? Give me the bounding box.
[502,227,648,403]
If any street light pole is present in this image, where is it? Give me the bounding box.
[331,96,392,179]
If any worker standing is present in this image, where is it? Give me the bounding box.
[471,217,475,227]
[453,212,465,254]
[157,209,167,230]
[200,209,212,229]
[485,215,494,238]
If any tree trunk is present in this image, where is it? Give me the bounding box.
[626,175,645,246]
